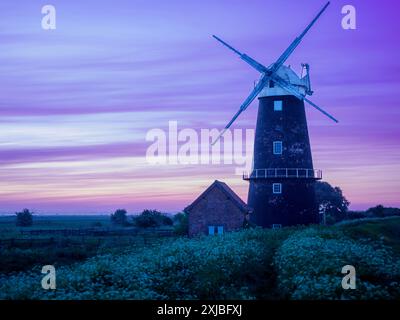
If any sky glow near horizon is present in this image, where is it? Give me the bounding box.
[0,0,399,214]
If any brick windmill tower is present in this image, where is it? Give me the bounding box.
[212,2,338,227]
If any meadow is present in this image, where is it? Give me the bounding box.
[0,215,399,300]
[0,215,175,274]
[0,215,111,237]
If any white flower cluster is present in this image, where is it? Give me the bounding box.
[0,231,268,300]
[0,225,398,300]
[274,227,400,300]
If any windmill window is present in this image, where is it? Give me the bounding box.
[274,100,283,111]
[269,80,275,88]
[217,226,224,235]
[208,226,215,235]
[273,183,282,194]
[273,141,283,155]
[272,224,282,229]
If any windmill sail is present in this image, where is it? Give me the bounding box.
[270,2,330,73]
[213,35,268,73]
[211,75,269,145]
[271,74,338,123]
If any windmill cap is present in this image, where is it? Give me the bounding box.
[259,65,308,98]
[276,65,305,86]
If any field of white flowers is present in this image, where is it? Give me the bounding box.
[0,218,399,300]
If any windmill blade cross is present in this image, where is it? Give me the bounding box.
[211,2,336,146]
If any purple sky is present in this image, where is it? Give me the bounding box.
[0,0,399,214]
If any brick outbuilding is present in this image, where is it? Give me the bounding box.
[185,180,250,237]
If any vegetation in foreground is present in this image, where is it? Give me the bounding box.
[0,212,179,274]
[0,217,399,300]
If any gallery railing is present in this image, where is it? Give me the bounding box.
[242,168,322,180]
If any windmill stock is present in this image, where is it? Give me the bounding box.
[213,2,337,227]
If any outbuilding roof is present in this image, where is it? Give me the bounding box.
[185,180,250,213]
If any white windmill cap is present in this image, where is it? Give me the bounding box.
[277,65,304,86]
[259,65,308,98]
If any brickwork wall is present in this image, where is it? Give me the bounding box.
[188,187,244,237]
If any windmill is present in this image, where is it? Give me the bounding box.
[212,2,337,227]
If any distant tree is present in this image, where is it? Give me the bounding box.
[375,206,400,217]
[15,209,33,227]
[173,212,188,235]
[133,209,160,228]
[110,209,128,226]
[367,204,386,218]
[337,206,400,222]
[133,209,173,228]
[345,210,367,220]
[315,181,350,224]
[161,215,173,226]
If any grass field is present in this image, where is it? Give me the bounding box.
[0,215,175,274]
[0,216,399,299]
[335,217,400,254]
[0,215,113,238]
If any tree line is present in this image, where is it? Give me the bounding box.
[13,181,400,231]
